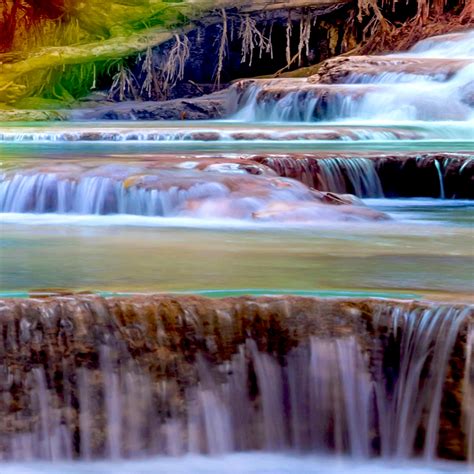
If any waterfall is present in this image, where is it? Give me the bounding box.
[374,306,470,459]
[253,154,474,199]
[255,156,384,197]
[233,30,474,122]
[1,154,472,218]
[0,130,226,142]
[317,158,384,197]
[0,167,391,222]
[286,336,373,456]
[407,31,474,58]
[233,85,321,122]
[0,296,471,462]
[0,173,229,215]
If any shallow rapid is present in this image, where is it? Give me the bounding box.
[233,30,474,123]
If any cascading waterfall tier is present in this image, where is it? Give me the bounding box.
[232,30,474,122]
[251,155,384,198]
[0,296,471,462]
[1,153,472,214]
[0,125,428,142]
[0,163,388,221]
[251,152,474,199]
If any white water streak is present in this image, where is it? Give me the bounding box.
[234,30,474,122]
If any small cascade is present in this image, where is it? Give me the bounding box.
[337,65,474,122]
[254,153,474,199]
[286,337,374,456]
[0,124,430,142]
[407,31,474,58]
[0,130,228,142]
[0,296,471,462]
[233,85,322,122]
[0,172,230,216]
[232,30,474,122]
[433,159,445,199]
[0,165,388,222]
[374,305,470,459]
[254,155,383,197]
[233,83,371,123]
[317,158,384,198]
[2,155,471,219]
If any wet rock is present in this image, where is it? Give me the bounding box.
[309,56,473,84]
[251,152,474,199]
[375,154,474,199]
[72,90,229,121]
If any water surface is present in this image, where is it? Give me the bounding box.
[1,454,470,474]
[2,199,473,297]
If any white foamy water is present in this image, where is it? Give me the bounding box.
[406,30,474,59]
[339,64,474,122]
[1,198,472,229]
[0,161,391,222]
[233,30,474,122]
[0,454,470,474]
[0,122,463,142]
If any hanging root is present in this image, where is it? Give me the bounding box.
[239,14,272,67]
[266,18,275,60]
[108,63,138,102]
[297,11,313,66]
[285,11,293,68]
[214,9,228,89]
[357,0,391,36]
[277,9,315,74]
[140,47,157,99]
[139,33,191,100]
[354,0,471,55]
[162,33,190,92]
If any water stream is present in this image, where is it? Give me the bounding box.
[233,30,474,123]
[1,30,473,473]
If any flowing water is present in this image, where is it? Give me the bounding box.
[0,297,472,463]
[0,30,473,473]
[233,30,474,123]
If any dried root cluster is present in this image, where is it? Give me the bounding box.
[120,7,321,99]
[356,0,473,54]
[123,0,471,101]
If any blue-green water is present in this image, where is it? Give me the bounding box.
[1,123,473,298]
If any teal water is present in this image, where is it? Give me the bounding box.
[1,199,473,297]
[0,107,473,473]
[1,124,473,298]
